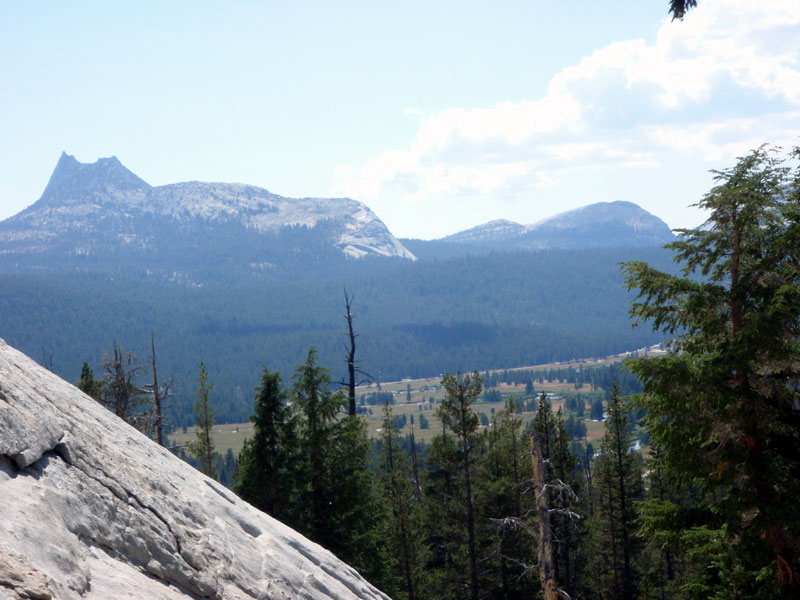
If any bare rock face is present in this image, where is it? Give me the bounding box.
[0,337,389,600]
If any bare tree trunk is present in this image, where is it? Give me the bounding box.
[151,332,163,446]
[344,289,357,416]
[532,432,560,600]
[582,432,594,516]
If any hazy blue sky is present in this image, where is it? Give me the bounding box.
[1,1,798,238]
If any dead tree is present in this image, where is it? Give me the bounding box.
[145,332,175,445]
[337,288,371,415]
[101,343,146,424]
[532,432,561,600]
[491,434,578,600]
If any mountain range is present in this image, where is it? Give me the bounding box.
[0,153,679,423]
[403,201,675,260]
[0,153,674,281]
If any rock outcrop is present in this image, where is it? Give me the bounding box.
[0,337,389,600]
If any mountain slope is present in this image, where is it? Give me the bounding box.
[523,200,676,248]
[0,153,414,280]
[404,201,675,260]
[0,336,389,599]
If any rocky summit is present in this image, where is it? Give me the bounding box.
[0,153,414,281]
[0,337,389,600]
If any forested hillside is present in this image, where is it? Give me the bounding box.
[0,245,674,424]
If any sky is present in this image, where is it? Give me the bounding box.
[1,0,798,239]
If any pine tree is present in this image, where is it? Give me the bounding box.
[625,145,800,596]
[480,397,535,598]
[379,401,421,600]
[438,371,482,600]
[77,361,103,400]
[188,361,216,479]
[591,381,643,599]
[420,371,484,600]
[291,346,388,586]
[234,367,301,526]
[292,347,343,542]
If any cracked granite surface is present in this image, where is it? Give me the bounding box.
[0,337,389,600]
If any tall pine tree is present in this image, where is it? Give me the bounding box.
[234,367,301,526]
[591,381,643,599]
[625,145,800,596]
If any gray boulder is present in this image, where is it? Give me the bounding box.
[0,337,389,600]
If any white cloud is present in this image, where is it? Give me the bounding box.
[332,0,800,237]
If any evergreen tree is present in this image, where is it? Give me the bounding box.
[419,418,469,599]
[479,397,535,599]
[379,402,421,600]
[291,346,388,587]
[188,361,216,479]
[420,371,484,600]
[591,381,643,600]
[625,146,800,597]
[438,371,482,600]
[590,397,604,420]
[636,442,689,600]
[292,347,343,542]
[77,361,103,400]
[234,367,301,526]
[327,413,390,588]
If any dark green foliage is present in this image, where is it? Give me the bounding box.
[477,398,536,599]
[233,368,301,525]
[590,397,604,420]
[289,348,390,585]
[625,146,800,598]
[483,389,503,403]
[215,448,237,487]
[394,413,408,430]
[419,372,483,600]
[418,413,429,429]
[292,347,343,542]
[77,361,103,400]
[564,413,587,440]
[324,415,391,588]
[0,245,673,424]
[378,402,423,600]
[669,0,697,20]
[590,382,643,599]
[362,391,394,406]
[99,343,149,426]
